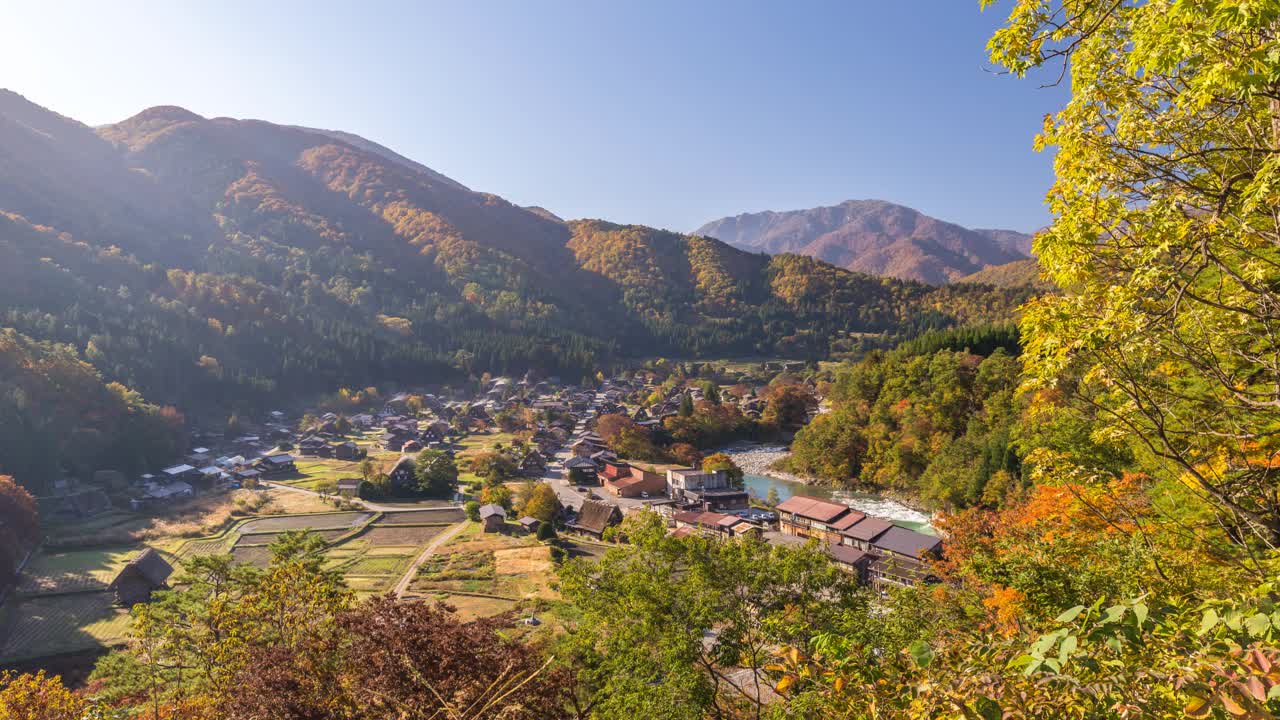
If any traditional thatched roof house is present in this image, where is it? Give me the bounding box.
[387,456,417,493]
[108,549,173,607]
[479,504,506,533]
[520,450,547,477]
[568,499,622,539]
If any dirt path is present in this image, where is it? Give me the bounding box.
[393,520,470,598]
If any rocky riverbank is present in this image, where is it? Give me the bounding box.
[719,442,811,484]
[720,441,936,531]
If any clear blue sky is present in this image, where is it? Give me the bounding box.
[2,1,1065,233]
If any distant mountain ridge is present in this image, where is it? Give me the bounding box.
[0,88,1038,416]
[695,199,1032,285]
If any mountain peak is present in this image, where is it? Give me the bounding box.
[695,200,1030,285]
[127,105,206,124]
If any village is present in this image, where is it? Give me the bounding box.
[1,363,941,672]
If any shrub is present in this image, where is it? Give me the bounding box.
[464,501,481,522]
[536,522,557,541]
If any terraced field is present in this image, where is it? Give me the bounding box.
[235,528,349,546]
[0,592,131,662]
[406,525,559,617]
[379,508,465,524]
[361,525,448,546]
[3,506,467,662]
[238,512,371,533]
[13,548,135,595]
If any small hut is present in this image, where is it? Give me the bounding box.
[479,504,507,533]
[108,549,173,607]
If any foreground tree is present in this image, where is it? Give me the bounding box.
[990,0,1280,555]
[557,511,861,719]
[700,453,745,490]
[0,671,86,720]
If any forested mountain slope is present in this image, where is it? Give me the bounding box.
[696,199,1031,284]
[0,90,1038,418]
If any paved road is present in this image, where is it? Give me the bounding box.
[538,450,662,514]
[394,520,470,597]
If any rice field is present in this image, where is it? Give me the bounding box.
[361,525,447,546]
[234,528,349,546]
[379,508,465,524]
[14,548,135,596]
[5,501,467,663]
[238,512,371,533]
[0,593,132,662]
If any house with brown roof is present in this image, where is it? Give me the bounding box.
[825,542,875,583]
[603,464,667,498]
[108,549,173,607]
[775,495,859,543]
[563,456,600,484]
[839,516,894,551]
[862,526,943,589]
[568,498,622,539]
[672,510,761,540]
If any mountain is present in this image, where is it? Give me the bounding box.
[974,228,1035,257]
[0,90,1038,419]
[695,199,1032,285]
[959,258,1052,289]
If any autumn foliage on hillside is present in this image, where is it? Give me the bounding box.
[0,475,38,590]
[0,327,185,494]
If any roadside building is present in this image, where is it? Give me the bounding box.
[776,495,859,544]
[826,543,875,582]
[568,498,622,539]
[386,456,417,493]
[839,516,894,551]
[666,468,749,512]
[603,465,667,498]
[672,510,761,540]
[563,456,599,484]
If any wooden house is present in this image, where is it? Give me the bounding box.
[257,454,297,476]
[568,499,621,539]
[108,549,173,607]
[334,441,365,461]
[520,450,547,477]
[387,456,417,492]
[563,456,599,484]
[479,504,506,533]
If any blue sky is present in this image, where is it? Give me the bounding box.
[2,1,1065,233]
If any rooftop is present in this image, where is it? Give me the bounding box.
[775,495,850,523]
[841,516,893,542]
[872,526,942,559]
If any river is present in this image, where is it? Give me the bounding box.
[720,443,935,534]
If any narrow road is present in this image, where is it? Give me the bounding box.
[393,520,470,598]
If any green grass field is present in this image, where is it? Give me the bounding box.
[14,548,136,596]
[0,593,132,662]
[2,504,469,663]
